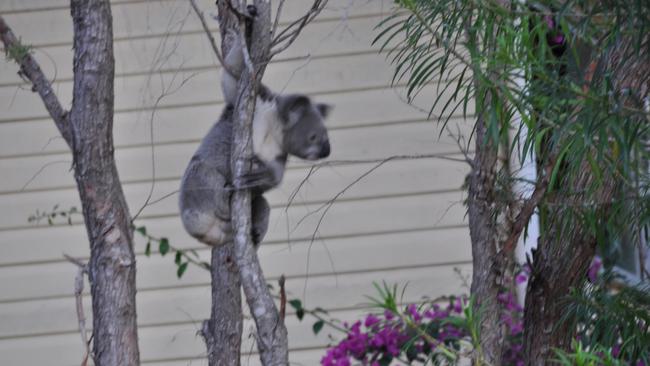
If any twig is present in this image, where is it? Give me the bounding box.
[271,0,286,39]
[501,160,553,254]
[188,0,226,69]
[279,275,287,322]
[64,254,90,366]
[0,16,72,146]
[270,0,328,58]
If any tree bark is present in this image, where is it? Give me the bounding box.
[523,169,614,365]
[69,1,140,364]
[209,1,289,365]
[1,1,140,364]
[199,3,244,365]
[467,93,509,365]
[228,2,290,364]
[202,245,243,366]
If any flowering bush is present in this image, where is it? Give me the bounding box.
[321,282,525,366]
[321,260,648,366]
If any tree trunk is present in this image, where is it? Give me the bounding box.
[467,98,509,365]
[207,1,289,365]
[69,1,140,364]
[202,245,243,366]
[200,3,244,365]
[523,34,649,364]
[523,169,614,364]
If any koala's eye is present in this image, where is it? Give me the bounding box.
[308,133,318,142]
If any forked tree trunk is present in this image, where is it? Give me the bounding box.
[203,1,289,365]
[70,1,140,364]
[0,0,140,364]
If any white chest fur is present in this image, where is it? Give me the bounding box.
[252,98,284,163]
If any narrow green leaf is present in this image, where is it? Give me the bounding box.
[288,299,303,311]
[312,320,325,335]
[145,241,151,257]
[135,226,147,236]
[159,238,170,256]
[177,262,188,278]
[174,251,182,265]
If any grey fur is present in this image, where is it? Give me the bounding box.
[179,37,332,247]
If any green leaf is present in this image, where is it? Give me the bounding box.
[159,238,170,256]
[296,308,305,321]
[288,299,303,311]
[312,320,324,335]
[135,226,147,236]
[144,241,151,257]
[177,262,188,278]
[174,251,182,265]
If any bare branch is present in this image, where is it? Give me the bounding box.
[501,160,553,254]
[270,0,328,58]
[0,16,72,146]
[64,254,91,366]
[188,0,229,72]
[271,0,286,39]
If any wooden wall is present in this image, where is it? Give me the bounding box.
[0,0,472,364]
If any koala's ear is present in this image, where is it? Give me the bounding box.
[277,95,310,121]
[316,103,333,119]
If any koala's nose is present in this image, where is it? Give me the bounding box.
[319,140,331,158]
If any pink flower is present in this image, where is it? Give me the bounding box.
[588,257,602,282]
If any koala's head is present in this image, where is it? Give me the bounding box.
[276,94,332,160]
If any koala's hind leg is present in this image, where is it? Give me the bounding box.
[251,195,270,247]
[179,162,233,246]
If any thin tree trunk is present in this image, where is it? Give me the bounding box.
[467,96,508,365]
[208,1,289,365]
[69,1,140,364]
[199,3,244,364]
[0,1,140,364]
[202,245,243,366]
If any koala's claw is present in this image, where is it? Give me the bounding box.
[233,172,269,190]
[246,5,258,17]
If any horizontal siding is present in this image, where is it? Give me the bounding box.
[0,264,471,366]
[0,190,469,302]
[0,85,474,160]
[0,157,468,265]
[0,0,473,364]
[0,119,471,194]
[0,15,384,86]
[0,154,468,232]
[0,259,471,338]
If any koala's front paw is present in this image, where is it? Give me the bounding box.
[246,4,257,17]
[233,171,270,190]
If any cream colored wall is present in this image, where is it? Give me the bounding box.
[0,0,471,364]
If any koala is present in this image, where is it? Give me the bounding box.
[178,35,332,247]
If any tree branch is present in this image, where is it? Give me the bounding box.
[270,0,328,58]
[228,1,289,362]
[64,254,91,366]
[0,16,72,146]
[502,161,553,254]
